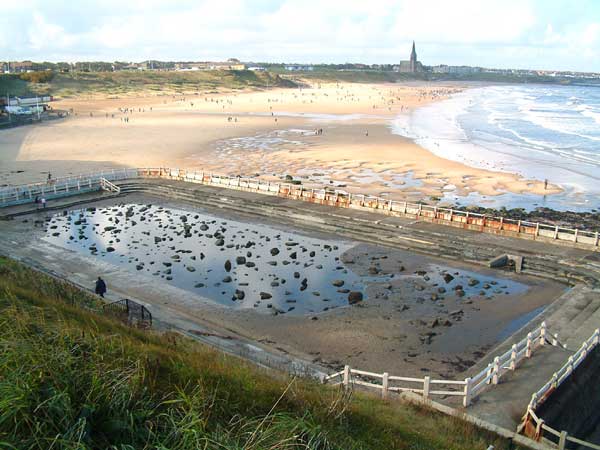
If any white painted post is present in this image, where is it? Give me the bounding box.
[77,180,80,191]
[402,202,407,214]
[567,356,574,375]
[552,333,559,346]
[423,376,430,399]
[486,363,493,385]
[530,393,538,410]
[65,181,69,192]
[540,322,547,346]
[463,377,472,407]
[510,344,518,370]
[574,228,579,243]
[558,431,568,450]
[500,216,504,230]
[582,341,588,358]
[53,185,57,194]
[492,357,500,384]
[418,203,422,217]
[517,219,521,233]
[88,179,92,188]
[343,365,350,387]
[449,208,454,222]
[526,332,533,357]
[382,372,389,399]
[594,329,600,346]
[551,372,559,389]
[554,225,559,239]
[595,232,599,248]
[535,222,540,237]
[535,418,545,439]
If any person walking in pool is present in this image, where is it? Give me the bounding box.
[95,277,107,298]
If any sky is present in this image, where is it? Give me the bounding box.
[1,0,600,72]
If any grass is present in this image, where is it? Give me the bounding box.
[0,256,520,449]
[0,70,296,99]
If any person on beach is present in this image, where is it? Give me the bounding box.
[95,277,107,298]
[544,179,548,190]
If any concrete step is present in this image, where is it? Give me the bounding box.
[564,305,600,349]
[551,296,600,344]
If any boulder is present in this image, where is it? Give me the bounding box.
[443,273,454,283]
[348,291,363,304]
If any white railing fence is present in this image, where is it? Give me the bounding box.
[1,167,599,250]
[100,177,121,193]
[522,407,600,450]
[324,322,564,407]
[529,328,600,411]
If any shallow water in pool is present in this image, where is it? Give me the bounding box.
[43,204,368,316]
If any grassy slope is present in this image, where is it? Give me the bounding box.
[0,256,518,449]
[0,70,295,99]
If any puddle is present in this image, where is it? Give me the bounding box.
[43,204,367,316]
[410,264,530,299]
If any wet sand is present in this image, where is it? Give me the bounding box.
[0,82,559,202]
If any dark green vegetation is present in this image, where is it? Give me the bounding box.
[0,256,519,449]
[0,70,295,98]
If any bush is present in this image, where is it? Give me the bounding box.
[19,70,55,83]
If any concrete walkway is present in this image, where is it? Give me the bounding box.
[466,285,600,431]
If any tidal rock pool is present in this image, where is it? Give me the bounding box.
[43,204,366,315]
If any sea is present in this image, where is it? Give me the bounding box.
[393,84,600,212]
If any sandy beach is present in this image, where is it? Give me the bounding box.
[0,82,560,202]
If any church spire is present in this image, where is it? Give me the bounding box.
[410,41,417,72]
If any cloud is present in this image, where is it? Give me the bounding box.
[1,0,599,71]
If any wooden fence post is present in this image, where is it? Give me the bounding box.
[510,344,518,370]
[492,357,500,384]
[463,377,472,407]
[526,332,533,357]
[343,365,350,388]
[558,430,568,450]
[423,376,430,399]
[382,372,389,400]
